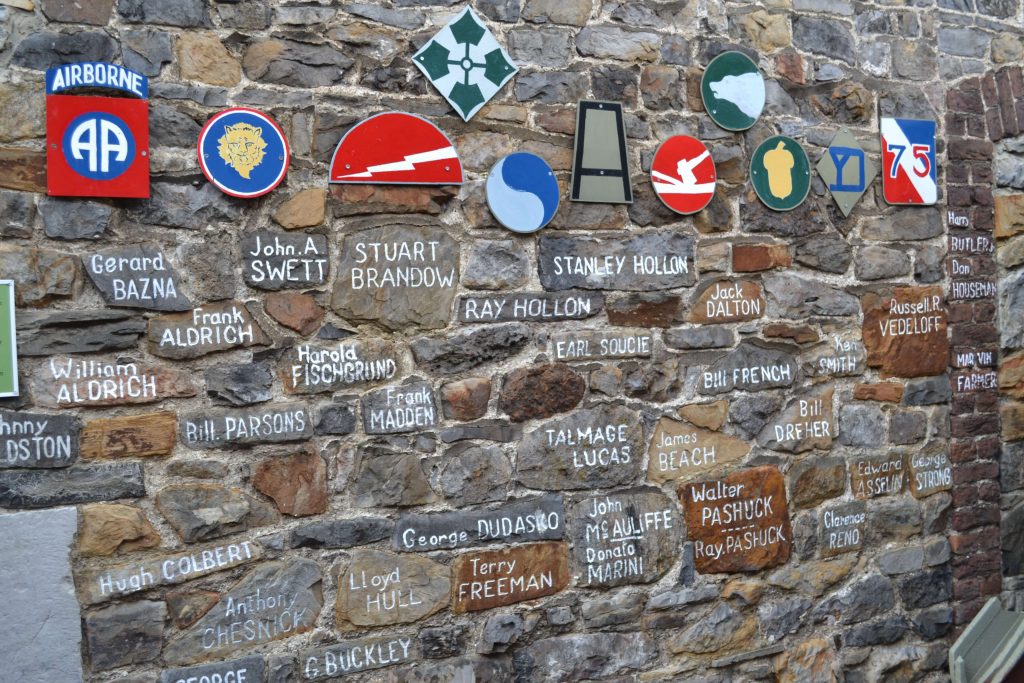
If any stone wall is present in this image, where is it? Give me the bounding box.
[0,0,1022,681]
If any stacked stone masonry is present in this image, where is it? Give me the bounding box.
[0,0,1022,681]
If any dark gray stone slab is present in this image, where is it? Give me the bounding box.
[289,516,393,549]
[513,633,657,682]
[393,495,565,552]
[164,559,322,665]
[538,231,695,291]
[16,310,146,356]
[0,463,144,509]
[204,362,274,406]
[0,409,80,469]
[411,324,531,375]
[179,404,313,449]
[362,381,439,434]
[301,634,419,680]
[160,657,266,683]
[40,198,111,240]
[458,292,604,323]
[568,489,681,587]
[85,600,165,671]
[242,231,329,290]
[697,342,799,395]
[331,225,459,331]
[0,507,83,683]
[83,245,192,311]
[281,340,402,394]
[517,405,644,490]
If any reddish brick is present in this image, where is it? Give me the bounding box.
[967,115,987,139]
[947,112,968,137]
[974,301,996,323]
[973,186,994,206]
[1004,65,1024,98]
[953,551,1001,578]
[950,527,999,555]
[985,108,1003,141]
[981,573,1002,596]
[948,138,994,161]
[947,162,971,184]
[952,503,1000,531]
[949,441,978,463]
[981,73,999,108]
[951,414,999,438]
[951,394,976,416]
[951,323,998,345]
[955,598,985,626]
[971,162,993,185]
[948,78,984,114]
[952,483,979,508]
[948,185,973,207]
[977,480,1001,502]
[952,460,1000,485]
[976,436,1000,460]
[947,303,975,324]
[973,207,994,231]
[953,576,981,601]
[997,69,1022,137]
[975,392,999,413]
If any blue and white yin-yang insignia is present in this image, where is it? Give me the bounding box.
[486,152,560,233]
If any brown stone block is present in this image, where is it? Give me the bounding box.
[733,243,791,272]
[850,454,905,499]
[32,359,196,409]
[253,450,328,517]
[681,465,792,574]
[274,188,326,229]
[763,323,818,344]
[676,400,728,431]
[0,147,46,192]
[648,416,749,484]
[775,50,805,84]
[264,291,324,336]
[499,363,584,423]
[41,0,113,24]
[81,411,177,459]
[861,287,948,378]
[452,541,570,613]
[330,184,456,216]
[853,382,904,403]
[336,550,450,629]
[606,293,680,327]
[440,377,491,421]
[687,280,764,324]
[78,503,160,557]
[166,589,220,629]
[995,194,1024,239]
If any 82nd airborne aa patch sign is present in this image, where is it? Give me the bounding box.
[45,62,150,198]
[413,6,518,121]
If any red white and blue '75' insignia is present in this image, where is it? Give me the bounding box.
[881,118,936,206]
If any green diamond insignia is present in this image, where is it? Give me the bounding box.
[415,42,452,81]
[816,128,878,218]
[450,9,486,45]
[450,82,485,116]
[412,6,519,121]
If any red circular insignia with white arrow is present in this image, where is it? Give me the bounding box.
[650,135,716,215]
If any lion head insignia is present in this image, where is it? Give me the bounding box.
[217,122,267,179]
